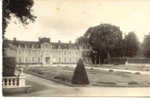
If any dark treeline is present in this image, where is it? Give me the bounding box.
[76,23,150,64]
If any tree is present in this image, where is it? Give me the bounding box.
[2,0,36,76]
[76,36,89,48]
[86,24,123,64]
[143,34,150,58]
[110,39,125,57]
[2,0,36,36]
[124,32,139,57]
[72,59,89,84]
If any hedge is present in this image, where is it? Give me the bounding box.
[3,57,16,76]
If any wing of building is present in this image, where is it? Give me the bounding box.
[3,37,92,67]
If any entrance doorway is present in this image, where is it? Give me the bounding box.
[45,57,50,64]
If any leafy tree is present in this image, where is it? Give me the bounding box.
[124,32,139,57]
[2,0,36,76]
[143,34,150,58]
[110,41,124,57]
[3,57,16,76]
[86,24,123,64]
[2,0,36,36]
[76,36,89,48]
[72,59,89,84]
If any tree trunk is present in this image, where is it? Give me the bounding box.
[99,55,101,64]
[107,51,111,60]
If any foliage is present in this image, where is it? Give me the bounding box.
[142,34,150,58]
[72,59,89,84]
[110,39,125,57]
[2,0,36,35]
[87,24,123,64]
[3,57,16,76]
[124,32,139,57]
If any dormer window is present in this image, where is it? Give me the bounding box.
[29,44,32,48]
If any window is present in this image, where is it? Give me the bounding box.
[70,58,71,63]
[59,57,61,63]
[70,51,72,55]
[22,44,25,48]
[45,57,50,64]
[18,50,21,54]
[19,57,21,63]
[25,57,28,63]
[29,44,32,48]
[32,57,34,62]
[38,57,41,63]
[64,58,66,63]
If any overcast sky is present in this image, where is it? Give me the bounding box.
[5,0,150,43]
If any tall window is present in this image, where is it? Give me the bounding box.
[45,57,50,64]
[38,57,41,63]
[64,58,66,63]
[59,57,61,63]
[70,58,71,63]
[32,57,34,62]
[19,57,21,63]
[25,57,28,63]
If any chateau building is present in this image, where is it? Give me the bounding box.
[4,37,91,66]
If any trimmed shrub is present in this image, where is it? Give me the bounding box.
[90,68,94,70]
[108,69,114,72]
[71,59,89,84]
[128,81,138,85]
[3,57,16,76]
[134,72,141,75]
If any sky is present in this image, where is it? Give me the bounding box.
[5,0,150,43]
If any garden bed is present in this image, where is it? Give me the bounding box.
[24,66,150,87]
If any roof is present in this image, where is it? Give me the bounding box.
[3,39,81,49]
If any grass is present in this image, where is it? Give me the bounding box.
[24,65,150,87]
[54,72,72,82]
[95,64,150,71]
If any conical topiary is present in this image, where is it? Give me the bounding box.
[71,58,89,84]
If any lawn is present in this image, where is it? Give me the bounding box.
[24,65,150,87]
[92,64,150,71]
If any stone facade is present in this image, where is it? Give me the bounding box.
[4,37,91,66]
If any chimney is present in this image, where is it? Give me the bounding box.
[38,37,41,41]
[13,37,16,41]
[69,40,72,44]
[58,40,61,44]
[49,38,51,43]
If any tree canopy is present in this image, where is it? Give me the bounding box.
[2,0,36,35]
[87,24,123,63]
[142,34,150,58]
[124,32,139,57]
